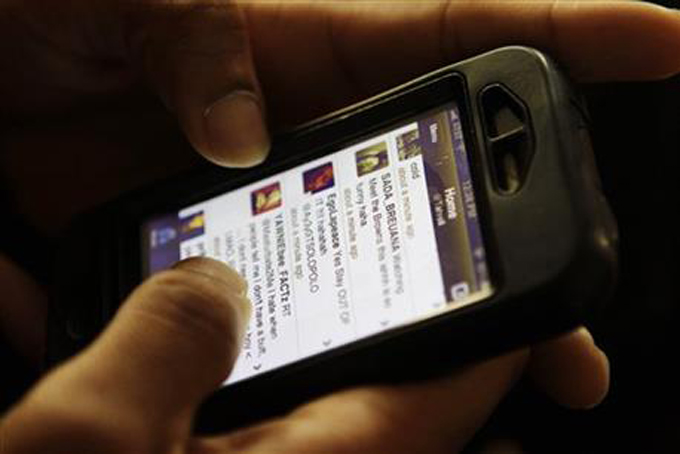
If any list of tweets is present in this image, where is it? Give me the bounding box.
[177,122,449,384]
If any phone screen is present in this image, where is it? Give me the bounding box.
[142,102,493,385]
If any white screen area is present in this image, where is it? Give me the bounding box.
[143,105,492,385]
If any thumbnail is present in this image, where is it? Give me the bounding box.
[251,182,282,215]
[355,142,389,177]
[396,128,422,161]
[179,211,205,241]
[303,162,335,194]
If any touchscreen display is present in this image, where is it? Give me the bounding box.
[142,103,493,384]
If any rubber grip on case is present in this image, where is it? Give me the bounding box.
[481,84,533,194]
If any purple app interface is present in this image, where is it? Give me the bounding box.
[142,103,493,385]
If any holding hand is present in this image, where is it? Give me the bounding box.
[1,258,603,454]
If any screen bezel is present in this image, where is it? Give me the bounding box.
[112,71,503,386]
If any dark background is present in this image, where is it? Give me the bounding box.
[2,2,679,452]
[478,1,680,450]
[466,75,680,453]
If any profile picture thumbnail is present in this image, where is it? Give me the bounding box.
[251,182,282,215]
[355,142,389,177]
[179,211,205,241]
[303,162,335,194]
[396,128,422,161]
[150,226,177,249]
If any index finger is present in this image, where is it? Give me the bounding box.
[243,1,680,126]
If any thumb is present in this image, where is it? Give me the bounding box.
[82,257,251,417]
[127,1,270,167]
[2,258,250,452]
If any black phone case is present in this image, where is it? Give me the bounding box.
[47,46,618,432]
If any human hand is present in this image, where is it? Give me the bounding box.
[0,0,270,168]
[3,0,680,232]
[0,258,602,454]
[0,0,275,372]
[1,258,252,453]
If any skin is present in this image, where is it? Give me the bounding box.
[0,1,679,453]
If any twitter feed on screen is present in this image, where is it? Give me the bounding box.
[142,103,493,385]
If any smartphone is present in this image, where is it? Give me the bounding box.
[47,46,617,432]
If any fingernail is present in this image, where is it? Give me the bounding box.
[577,326,595,343]
[173,257,247,296]
[204,90,270,168]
